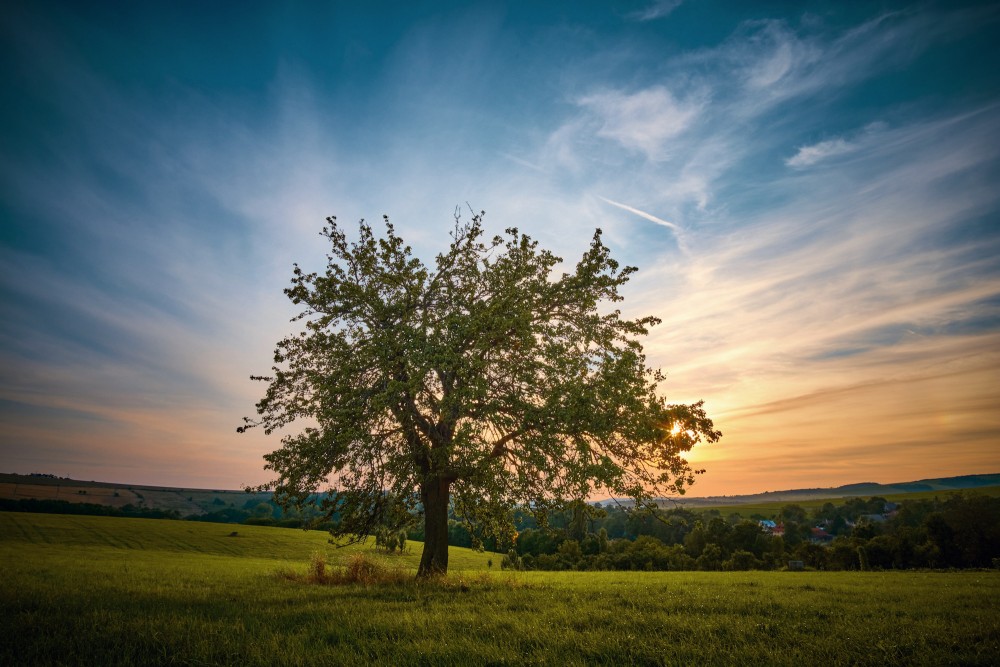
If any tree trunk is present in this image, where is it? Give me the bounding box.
[417,476,450,577]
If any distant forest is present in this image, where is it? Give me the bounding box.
[3,490,998,571]
[491,493,1000,572]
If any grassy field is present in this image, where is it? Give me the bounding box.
[2,512,998,665]
[684,485,1000,517]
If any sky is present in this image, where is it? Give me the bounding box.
[1,0,998,497]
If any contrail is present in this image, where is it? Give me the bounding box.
[598,196,689,254]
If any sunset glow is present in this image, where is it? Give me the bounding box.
[1,1,997,496]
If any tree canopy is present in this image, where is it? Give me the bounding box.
[241,211,720,576]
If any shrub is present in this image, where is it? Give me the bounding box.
[827,541,860,570]
[557,539,583,566]
[724,550,762,571]
[397,529,408,554]
[501,548,522,571]
[244,517,276,526]
[374,525,401,553]
[696,544,724,571]
[793,542,828,570]
[335,554,409,585]
[533,553,561,570]
[308,551,327,583]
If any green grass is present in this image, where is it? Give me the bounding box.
[2,512,998,665]
[876,484,1000,503]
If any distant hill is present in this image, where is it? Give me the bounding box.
[657,473,1000,508]
[4,471,999,514]
[0,472,271,516]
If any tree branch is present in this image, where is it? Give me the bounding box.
[490,429,525,458]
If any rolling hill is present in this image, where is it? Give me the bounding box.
[3,471,998,515]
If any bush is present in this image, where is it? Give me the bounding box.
[724,550,762,571]
[244,517,276,526]
[501,548,522,571]
[827,541,861,570]
[308,551,327,583]
[333,554,408,585]
[793,542,829,570]
[696,544,724,571]
[397,529,408,554]
[557,539,583,567]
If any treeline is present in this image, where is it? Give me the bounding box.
[0,496,333,529]
[499,493,1000,571]
[5,491,998,571]
[0,498,182,520]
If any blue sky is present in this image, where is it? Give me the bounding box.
[1,0,998,495]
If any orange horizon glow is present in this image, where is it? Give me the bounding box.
[1,3,998,500]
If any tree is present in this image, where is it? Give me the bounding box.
[240,211,720,577]
[780,504,807,524]
[696,543,724,571]
[397,528,408,554]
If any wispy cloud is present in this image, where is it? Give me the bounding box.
[494,9,1000,493]
[785,138,857,168]
[627,0,683,23]
[577,86,705,161]
[539,9,956,220]
[1,2,997,495]
[634,102,1000,489]
[785,123,887,168]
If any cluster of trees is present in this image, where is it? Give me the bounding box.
[499,493,1000,571]
[503,504,784,572]
[4,489,997,571]
[802,494,1000,570]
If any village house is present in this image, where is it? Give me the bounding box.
[758,519,785,537]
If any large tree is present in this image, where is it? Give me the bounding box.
[241,212,720,577]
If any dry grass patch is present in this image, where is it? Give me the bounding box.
[294,552,410,586]
[292,552,536,591]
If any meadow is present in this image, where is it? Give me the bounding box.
[1,512,998,666]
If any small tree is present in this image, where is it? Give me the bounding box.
[374,525,398,553]
[501,548,522,571]
[397,529,408,554]
[241,212,720,577]
[374,525,389,551]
